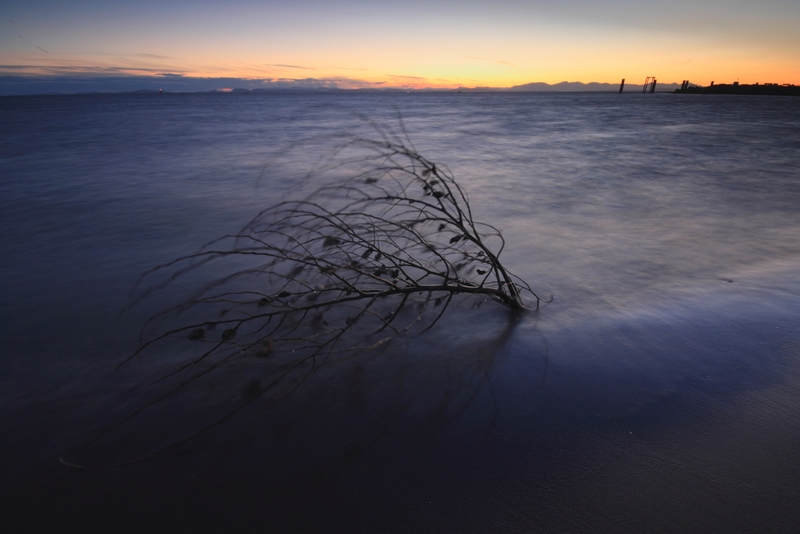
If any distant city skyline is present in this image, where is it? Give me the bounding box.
[3,0,798,94]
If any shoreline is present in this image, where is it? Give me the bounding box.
[675,83,800,96]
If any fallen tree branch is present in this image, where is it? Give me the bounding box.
[88,122,549,461]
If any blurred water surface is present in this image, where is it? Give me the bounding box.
[1,92,799,532]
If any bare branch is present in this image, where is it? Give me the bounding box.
[104,123,549,462]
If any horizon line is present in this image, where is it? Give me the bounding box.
[0,77,715,97]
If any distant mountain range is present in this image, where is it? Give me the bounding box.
[218,81,685,93]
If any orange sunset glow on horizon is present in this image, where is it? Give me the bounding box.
[2,0,798,93]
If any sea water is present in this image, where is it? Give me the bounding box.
[1,92,799,531]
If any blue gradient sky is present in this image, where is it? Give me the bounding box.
[2,0,798,92]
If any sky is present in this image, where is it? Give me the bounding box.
[2,0,799,93]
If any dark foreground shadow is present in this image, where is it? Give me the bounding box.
[19,306,546,532]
